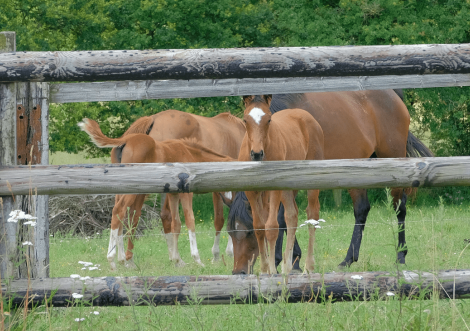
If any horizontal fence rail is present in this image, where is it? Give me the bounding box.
[2,157,470,196]
[50,74,470,103]
[2,44,470,83]
[3,269,470,307]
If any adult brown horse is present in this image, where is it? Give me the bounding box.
[107,109,245,268]
[227,90,433,274]
[239,95,324,274]
[79,118,236,269]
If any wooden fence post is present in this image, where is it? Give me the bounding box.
[0,31,18,280]
[0,32,49,279]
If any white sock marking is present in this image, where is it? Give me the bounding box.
[117,234,125,262]
[165,233,174,260]
[248,107,265,125]
[107,229,119,262]
[225,235,234,257]
[212,233,221,257]
[188,230,199,258]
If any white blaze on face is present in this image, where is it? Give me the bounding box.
[248,107,265,125]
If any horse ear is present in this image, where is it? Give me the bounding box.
[219,192,233,208]
[244,200,252,212]
[263,95,272,105]
[242,95,255,108]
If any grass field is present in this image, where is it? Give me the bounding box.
[4,191,470,330]
[2,153,470,330]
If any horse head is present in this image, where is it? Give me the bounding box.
[242,95,272,161]
[224,191,259,274]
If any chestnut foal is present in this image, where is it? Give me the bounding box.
[239,95,324,274]
[79,118,235,269]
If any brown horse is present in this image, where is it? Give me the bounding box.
[227,90,433,274]
[239,95,324,274]
[79,118,236,269]
[109,109,245,267]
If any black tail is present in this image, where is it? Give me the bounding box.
[406,131,434,157]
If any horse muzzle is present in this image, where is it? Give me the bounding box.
[250,150,264,161]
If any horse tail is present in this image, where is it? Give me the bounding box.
[78,118,129,148]
[123,116,155,135]
[406,131,434,158]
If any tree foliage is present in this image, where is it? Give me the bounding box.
[1,0,470,157]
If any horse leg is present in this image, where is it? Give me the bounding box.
[160,194,174,260]
[245,191,269,273]
[265,191,282,274]
[168,193,186,267]
[339,189,370,268]
[108,194,138,269]
[181,193,204,266]
[305,190,320,273]
[211,192,224,262]
[107,194,124,270]
[392,188,408,264]
[280,191,298,275]
[124,194,146,268]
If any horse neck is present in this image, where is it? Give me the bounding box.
[264,120,284,156]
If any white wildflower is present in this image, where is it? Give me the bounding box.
[299,219,326,228]
[23,221,37,227]
[72,293,83,299]
[78,261,93,267]
[22,241,33,246]
[74,317,85,322]
[89,267,98,271]
[351,275,363,280]
[93,311,99,315]
[386,291,395,296]
[7,210,37,223]
[80,276,91,281]
[70,274,81,279]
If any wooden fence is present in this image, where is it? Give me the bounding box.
[2,30,470,302]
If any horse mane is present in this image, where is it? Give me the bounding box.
[270,94,307,114]
[180,138,233,160]
[227,191,254,231]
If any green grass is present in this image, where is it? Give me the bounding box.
[5,193,466,330]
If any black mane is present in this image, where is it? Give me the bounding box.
[270,93,306,114]
[227,191,253,231]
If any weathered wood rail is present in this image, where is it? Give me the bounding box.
[1,157,470,196]
[50,74,470,103]
[3,269,470,307]
[2,44,470,83]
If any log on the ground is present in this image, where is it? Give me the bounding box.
[2,44,470,82]
[2,270,470,307]
[2,157,470,196]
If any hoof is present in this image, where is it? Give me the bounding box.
[125,259,136,269]
[195,259,205,267]
[212,253,220,263]
[225,250,234,258]
[109,262,117,271]
[174,260,187,268]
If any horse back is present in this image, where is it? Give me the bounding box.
[301,90,409,159]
